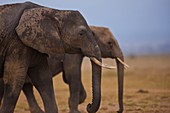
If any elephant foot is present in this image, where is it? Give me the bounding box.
[69,110,80,113]
[31,108,45,113]
[79,90,87,104]
[117,110,123,113]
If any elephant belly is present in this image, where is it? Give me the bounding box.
[47,58,63,76]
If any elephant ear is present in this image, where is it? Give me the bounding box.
[16,7,65,60]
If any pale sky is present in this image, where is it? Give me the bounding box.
[1,0,170,55]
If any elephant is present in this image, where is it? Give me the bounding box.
[0,2,103,113]
[4,26,127,113]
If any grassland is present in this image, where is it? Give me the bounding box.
[14,55,170,113]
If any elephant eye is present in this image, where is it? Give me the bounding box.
[79,32,83,36]
[78,30,85,37]
[107,41,113,48]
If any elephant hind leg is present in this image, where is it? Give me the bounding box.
[0,58,28,113]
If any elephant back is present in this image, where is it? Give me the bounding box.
[0,2,40,37]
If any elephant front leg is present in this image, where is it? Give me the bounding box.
[28,56,58,113]
[67,75,86,113]
[0,58,28,113]
[68,80,81,113]
[62,54,85,113]
[23,83,44,113]
[63,69,82,113]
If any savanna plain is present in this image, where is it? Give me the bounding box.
[14,55,170,113]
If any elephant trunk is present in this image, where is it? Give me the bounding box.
[86,57,102,113]
[116,56,124,113]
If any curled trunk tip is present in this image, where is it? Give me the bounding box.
[86,103,96,113]
[86,98,100,113]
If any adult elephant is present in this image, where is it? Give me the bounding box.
[17,26,127,113]
[0,2,103,113]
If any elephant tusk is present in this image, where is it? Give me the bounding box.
[90,57,117,69]
[117,57,130,69]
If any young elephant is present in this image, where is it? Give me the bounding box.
[0,2,103,113]
[17,26,126,113]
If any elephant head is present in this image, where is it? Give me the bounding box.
[16,8,103,61]
[16,7,102,112]
[90,26,129,113]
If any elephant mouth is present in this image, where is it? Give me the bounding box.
[90,57,129,69]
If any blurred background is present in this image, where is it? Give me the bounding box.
[1,0,170,55]
[1,1,170,113]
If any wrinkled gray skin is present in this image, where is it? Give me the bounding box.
[4,26,124,113]
[0,2,102,113]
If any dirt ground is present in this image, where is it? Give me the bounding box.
[14,55,170,113]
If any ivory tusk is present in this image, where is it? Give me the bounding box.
[117,57,130,69]
[90,57,117,69]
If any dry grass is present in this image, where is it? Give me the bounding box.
[14,55,170,113]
